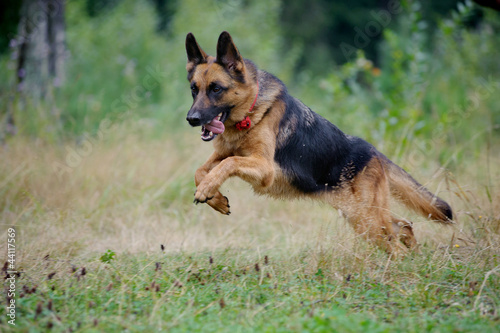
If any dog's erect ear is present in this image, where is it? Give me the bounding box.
[216,31,244,72]
[186,33,208,66]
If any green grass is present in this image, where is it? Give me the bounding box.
[4,246,500,332]
[1,132,499,332]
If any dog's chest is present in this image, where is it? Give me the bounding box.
[252,164,304,199]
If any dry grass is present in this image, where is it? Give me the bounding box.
[1,124,500,332]
[1,122,499,266]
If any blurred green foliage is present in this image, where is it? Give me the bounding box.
[289,0,499,170]
[280,0,459,73]
[1,0,299,139]
[0,0,499,171]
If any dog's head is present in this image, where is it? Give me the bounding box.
[185,31,256,142]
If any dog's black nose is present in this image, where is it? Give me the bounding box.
[186,115,201,127]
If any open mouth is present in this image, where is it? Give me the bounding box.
[201,112,228,142]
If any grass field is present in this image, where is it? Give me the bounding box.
[1,121,499,332]
[1,0,499,331]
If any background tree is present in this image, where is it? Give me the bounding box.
[16,0,66,98]
[0,0,67,136]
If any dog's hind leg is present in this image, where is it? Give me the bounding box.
[391,216,418,250]
[330,158,408,255]
[341,200,404,255]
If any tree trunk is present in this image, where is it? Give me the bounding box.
[16,0,66,98]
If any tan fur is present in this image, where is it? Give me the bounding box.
[193,71,285,211]
[192,72,417,254]
[187,32,450,255]
[385,162,452,223]
[315,158,418,254]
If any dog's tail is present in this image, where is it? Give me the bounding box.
[382,156,453,224]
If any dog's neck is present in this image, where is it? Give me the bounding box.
[235,81,259,131]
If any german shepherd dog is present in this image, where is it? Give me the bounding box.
[185,31,453,254]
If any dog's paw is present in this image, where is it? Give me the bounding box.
[193,193,213,204]
[208,194,230,215]
[193,185,215,204]
[194,181,229,214]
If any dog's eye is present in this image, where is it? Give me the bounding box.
[190,85,198,97]
[212,86,221,93]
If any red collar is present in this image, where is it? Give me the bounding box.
[248,81,259,113]
[235,82,259,131]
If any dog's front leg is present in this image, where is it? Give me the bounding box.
[194,155,274,206]
[194,152,231,215]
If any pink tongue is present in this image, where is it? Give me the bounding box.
[204,118,225,134]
